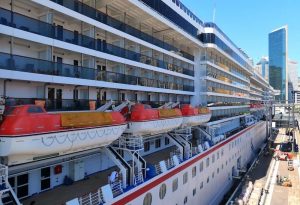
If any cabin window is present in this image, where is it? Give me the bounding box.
[183,172,188,184]
[200,181,203,189]
[155,139,161,148]
[144,141,150,152]
[172,178,178,192]
[217,168,220,174]
[193,188,196,196]
[159,183,167,199]
[206,158,210,168]
[207,177,209,183]
[165,137,170,145]
[184,196,188,204]
[212,154,215,163]
[143,193,152,205]
[212,172,215,178]
[221,149,224,156]
[192,166,196,178]
[217,152,220,159]
[27,106,43,113]
[199,161,203,172]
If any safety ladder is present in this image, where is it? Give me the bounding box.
[0,164,21,205]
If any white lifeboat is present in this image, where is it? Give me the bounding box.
[0,105,127,165]
[124,104,183,136]
[181,105,211,127]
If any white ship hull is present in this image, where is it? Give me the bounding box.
[125,117,183,136]
[110,122,266,205]
[0,124,127,165]
[181,113,212,127]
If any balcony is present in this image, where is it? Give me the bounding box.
[0,7,194,77]
[5,98,191,111]
[49,0,194,61]
[0,52,194,92]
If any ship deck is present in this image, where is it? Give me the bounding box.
[21,146,177,205]
[22,166,117,205]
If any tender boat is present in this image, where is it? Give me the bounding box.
[124,103,183,136]
[0,105,127,165]
[181,104,211,127]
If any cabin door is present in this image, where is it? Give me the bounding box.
[41,167,51,191]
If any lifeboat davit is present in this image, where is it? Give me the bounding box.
[124,104,183,135]
[181,105,211,127]
[0,105,126,165]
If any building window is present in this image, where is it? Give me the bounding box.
[172,178,178,192]
[143,193,152,205]
[206,158,210,168]
[165,137,170,145]
[199,161,203,172]
[183,172,188,184]
[193,188,196,196]
[144,141,150,152]
[192,166,196,178]
[200,181,203,189]
[155,139,161,148]
[159,184,167,200]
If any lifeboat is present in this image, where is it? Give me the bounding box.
[181,105,211,127]
[250,103,264,111]
[0,105,126,165]
[124,104,183,135]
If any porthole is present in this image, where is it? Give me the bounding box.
[193,188,196,196]
[159,183,167,199]
[143,193,152,205]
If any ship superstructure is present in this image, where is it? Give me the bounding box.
[0,0,274,205]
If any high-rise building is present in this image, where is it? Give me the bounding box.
[288,60,298,102]
[296,77,300,103]
[256,57,269,82]
[269,26,288,102]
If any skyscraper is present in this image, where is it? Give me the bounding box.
[288,60,298,102]
[256,56,269,82]
[269,26,288,102]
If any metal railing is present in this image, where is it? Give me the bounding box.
[0,52,194,92]
[50,0,195,61]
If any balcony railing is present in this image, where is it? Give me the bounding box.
[5,98,191,111]
[0,7,194,77]
[0,52,194,92]
[50,0,194,61]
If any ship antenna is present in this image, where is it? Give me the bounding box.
[212,2,216,23]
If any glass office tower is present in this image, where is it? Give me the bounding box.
[269,26,288,102]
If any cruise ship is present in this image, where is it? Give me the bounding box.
[0,0,275,205]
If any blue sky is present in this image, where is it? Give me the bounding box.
[182,0,300,70]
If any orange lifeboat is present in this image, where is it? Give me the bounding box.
[0,105,127,165]
[181,104,211,127]
[125,103,183,135]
